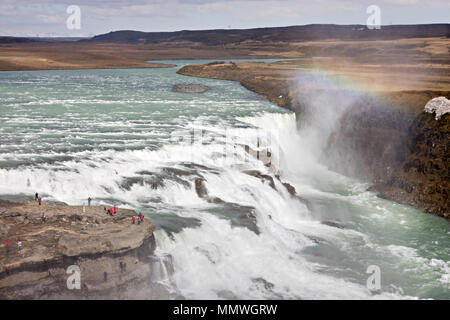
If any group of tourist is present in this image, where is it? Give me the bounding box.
[105,205,118,216]
[103,205,146,225]
[132,213,145,225]
[3,193,145,259]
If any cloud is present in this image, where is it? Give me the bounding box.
[382,0,420,4]
[0,0,448,36]
[37,14,65,24]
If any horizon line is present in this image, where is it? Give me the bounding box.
[2,22,449,39]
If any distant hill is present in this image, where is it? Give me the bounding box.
[0,37,90,44]
[0,36,38,44]
[87,24,450,45]
[27,37,91,41]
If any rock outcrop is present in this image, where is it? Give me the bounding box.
[0,201,164,299]
[326,101,413,184]
[194,178,224,204]
[173,83,210,93]
[243,171,309,207]
[375,111,449,218]
[326,97,449,220]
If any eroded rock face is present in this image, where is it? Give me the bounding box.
[376,112,449,218]
[0,201,162,299]
[243,171,310,207]
[194,178,209,198]
[326,96,450,220]
[243,170,276,190]
[194,178,224,204]
[326,101,412,183]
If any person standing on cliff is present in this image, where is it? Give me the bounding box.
[5,240,10,258]
[35,192,39,201]
[132,216,136,224]
[88,197,91,206]
[38,197,42,206]
[113,206,117,214]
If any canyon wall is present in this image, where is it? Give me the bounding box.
[326,97,449,219]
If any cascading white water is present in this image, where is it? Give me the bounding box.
[1,65,448,300]
[153,112,408,299]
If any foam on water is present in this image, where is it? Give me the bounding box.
[0,66,448,299]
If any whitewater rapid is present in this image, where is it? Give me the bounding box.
[0,65,448,300]
[150,112,404,299]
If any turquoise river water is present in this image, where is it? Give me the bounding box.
[0,60,448,299]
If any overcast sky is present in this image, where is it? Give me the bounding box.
[1,0,449,37]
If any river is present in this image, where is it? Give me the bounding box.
[0,60,448,299]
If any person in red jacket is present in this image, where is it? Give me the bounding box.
[132,216,136,224]
[114,206,117,214]
[5,240,10,258]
